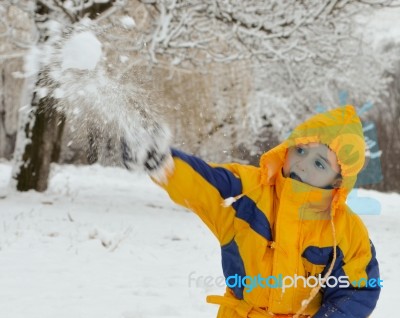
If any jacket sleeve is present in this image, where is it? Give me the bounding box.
[314,218,381,318]
[152,148,244,245]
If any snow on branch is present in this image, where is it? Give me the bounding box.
[118,0,397,67]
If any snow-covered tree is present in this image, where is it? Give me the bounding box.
[0,1,37,159]
[110,0,399,163]
[3,0,400,192]
[6,0,118,191]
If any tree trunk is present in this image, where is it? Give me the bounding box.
[16,90,65,192]
[13,0,115,192]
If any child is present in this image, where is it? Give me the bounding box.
[146,105,381,317]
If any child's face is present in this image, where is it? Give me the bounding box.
[283,143,341,189]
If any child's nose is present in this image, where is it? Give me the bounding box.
[297,161,306,172]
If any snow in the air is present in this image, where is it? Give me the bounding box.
[23,46,41,77]
[61,31,102,71]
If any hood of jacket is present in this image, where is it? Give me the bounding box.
[259,105,365,217]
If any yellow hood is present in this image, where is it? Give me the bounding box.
[259,105,366,216]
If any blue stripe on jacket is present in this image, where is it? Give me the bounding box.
[304,243,381,318]
[233,197,273,241]
[221,239,246,299]
[171,148,273,241]
[171,148,242,199]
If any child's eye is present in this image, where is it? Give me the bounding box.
[315,160,325,170]
[296,147,305,155]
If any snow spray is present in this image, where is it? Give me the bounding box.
[25,19,171,172]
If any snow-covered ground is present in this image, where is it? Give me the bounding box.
[0,161,398,318]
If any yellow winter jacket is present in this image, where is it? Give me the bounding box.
[155,105,380,317]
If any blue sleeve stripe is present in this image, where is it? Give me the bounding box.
[171,148,242,199]
[171,148,273,242]
[221,238,246,299]
[233,197,273,241]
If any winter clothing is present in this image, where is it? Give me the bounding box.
[154,105,380,317]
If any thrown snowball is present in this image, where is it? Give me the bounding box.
[61,31,102,71]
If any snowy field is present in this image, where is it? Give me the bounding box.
[0,161,398,318]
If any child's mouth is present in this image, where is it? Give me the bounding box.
[289,172,303,183]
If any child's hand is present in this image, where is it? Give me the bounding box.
[120,121,172,175]
[143,147,169,172]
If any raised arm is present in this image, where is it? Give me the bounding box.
[153,148,246,245]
